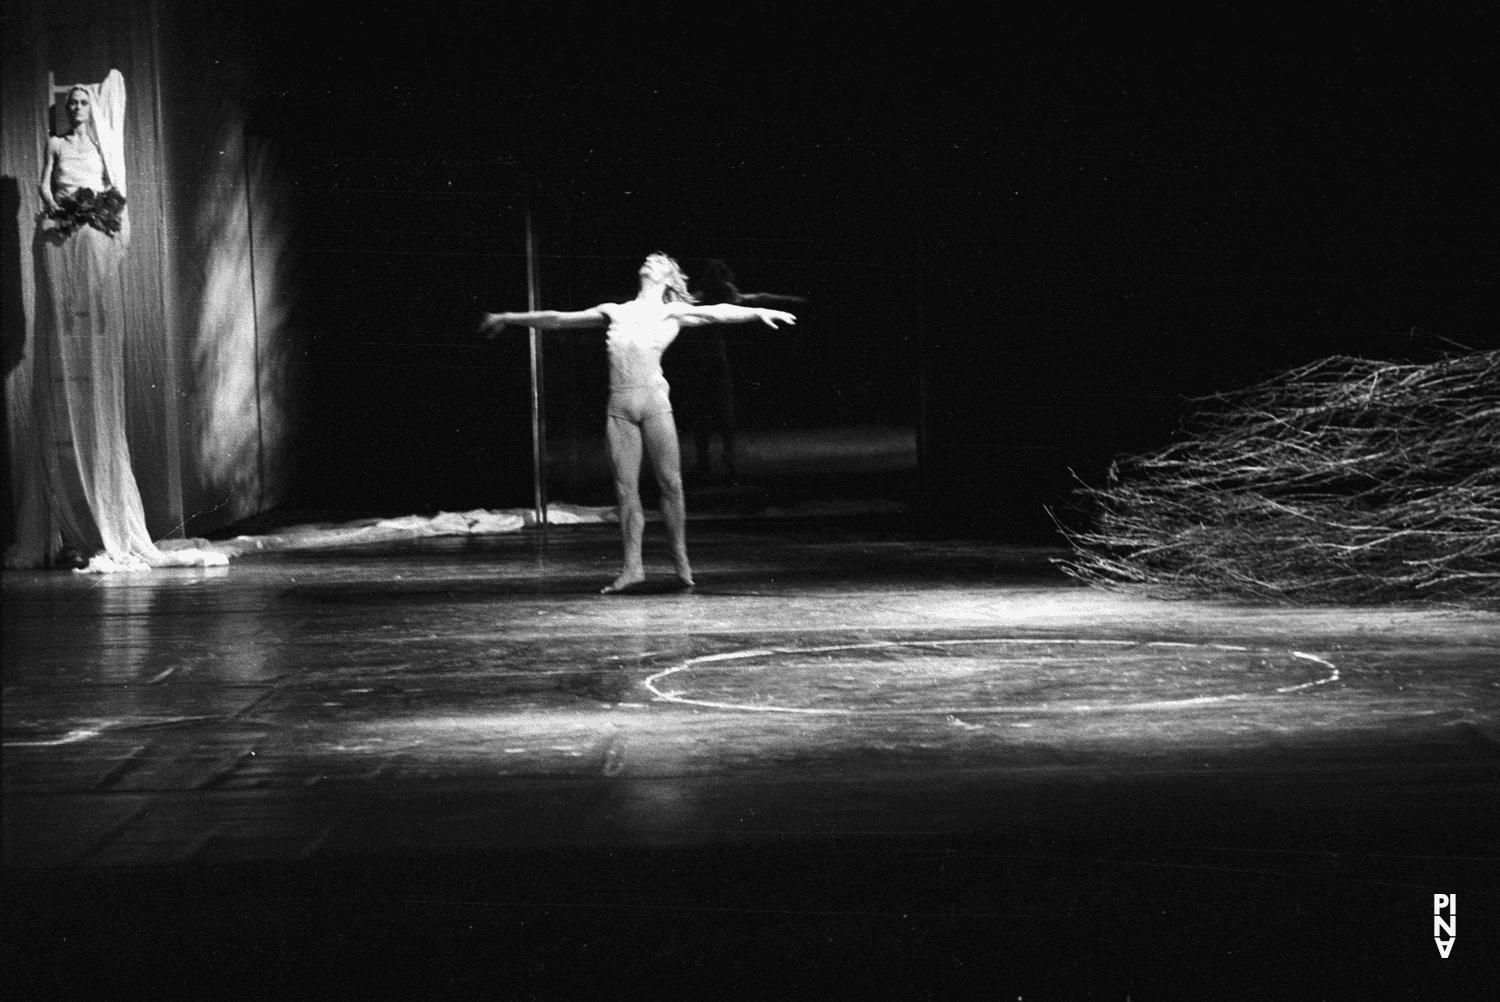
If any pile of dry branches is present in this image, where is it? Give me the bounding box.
[1056,349,1499,607]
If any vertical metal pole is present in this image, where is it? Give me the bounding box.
[243,127,266,515]
[914,234,933,508]
[526,210,547,527]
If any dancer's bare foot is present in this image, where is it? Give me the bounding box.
[601,570,647,594]
[673,562,694,589]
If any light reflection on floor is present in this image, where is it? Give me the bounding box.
[5,523,1495,865]
[3,522,1497,995]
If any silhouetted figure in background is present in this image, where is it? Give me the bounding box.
[675,259,806,483]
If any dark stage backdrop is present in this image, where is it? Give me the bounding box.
[249,4,1489,537]
[8,3,1489,541]
[271,135,924,516]
[264,149,533,515]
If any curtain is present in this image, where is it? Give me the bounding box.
[4,1,289,570]
[15,70,222,571]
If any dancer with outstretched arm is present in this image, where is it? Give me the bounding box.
[481,253,795,593]
[678,259,807,482]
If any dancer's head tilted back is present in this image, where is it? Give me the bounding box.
[639,252,696,304]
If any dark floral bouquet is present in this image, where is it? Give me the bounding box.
[44,187,126,238]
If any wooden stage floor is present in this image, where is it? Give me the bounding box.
[4,519,1497,997]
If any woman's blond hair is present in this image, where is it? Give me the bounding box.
[648,252,697,304]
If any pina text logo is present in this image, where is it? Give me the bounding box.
[1433,894,1456,958]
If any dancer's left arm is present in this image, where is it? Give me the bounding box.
[671,304,796,328]
[733,291,807,308]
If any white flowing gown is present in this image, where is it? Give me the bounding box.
[18,71,225,571]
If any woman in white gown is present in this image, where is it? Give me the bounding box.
[11,72,224,571]
[482,253,795,593]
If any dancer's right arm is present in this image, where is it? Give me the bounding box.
[481,306,610,338]
[37,139,60,212]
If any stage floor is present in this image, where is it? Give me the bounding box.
[4,519,1497,996]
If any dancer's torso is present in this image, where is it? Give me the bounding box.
[52,134,106,200]
[603,300,682,388]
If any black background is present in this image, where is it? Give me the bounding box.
[236,2,1493,534]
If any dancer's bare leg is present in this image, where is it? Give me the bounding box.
[603,416,647,593]
[641,411,693,587]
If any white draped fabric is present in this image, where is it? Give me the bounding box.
[8,70,224,571]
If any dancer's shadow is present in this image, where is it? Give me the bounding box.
[1,177,25,377]
[598,579,695,596]
[671,259,808,484]
[600,576,773,598]
[2,176,26,543]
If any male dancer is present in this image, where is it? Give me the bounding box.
[482,253,795,592]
